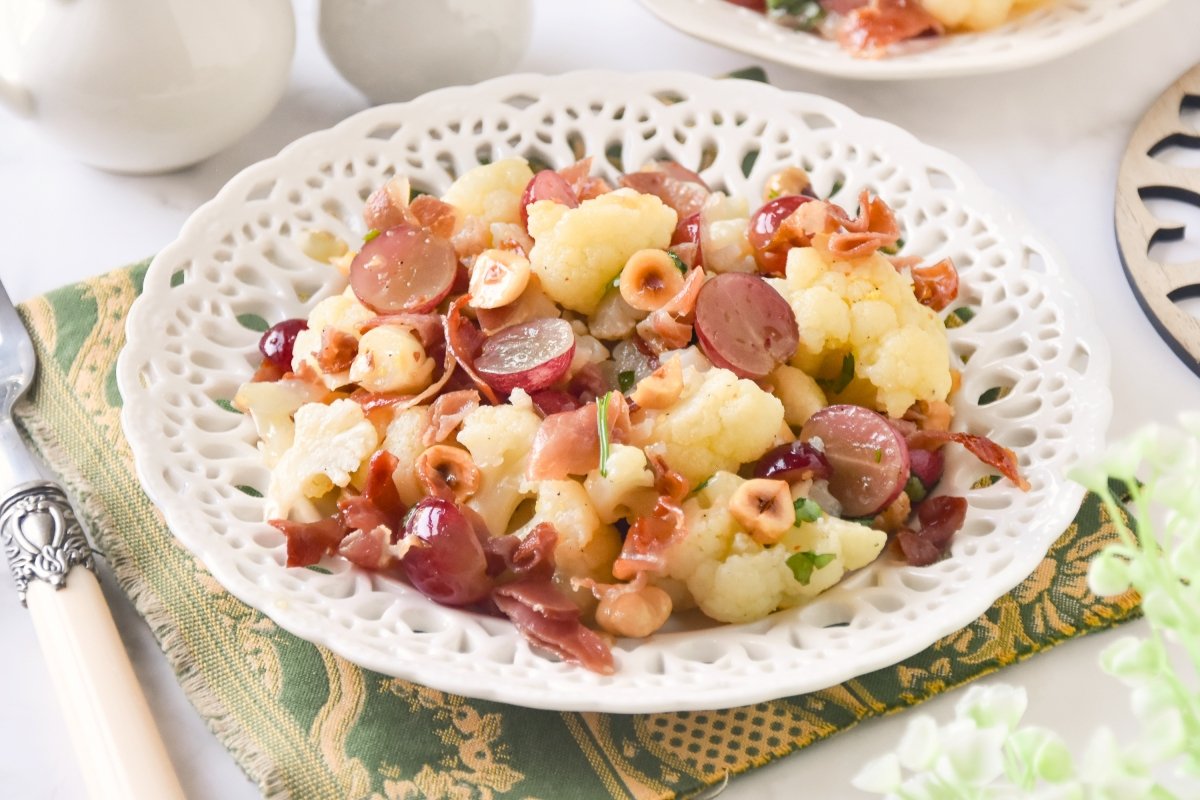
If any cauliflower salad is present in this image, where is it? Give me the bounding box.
[236,156,1027,673]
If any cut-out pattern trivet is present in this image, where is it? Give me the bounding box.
[1116,62,1200,377]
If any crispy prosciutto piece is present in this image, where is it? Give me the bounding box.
[825,191,902,258]
[409,194,459,241]
[910,429,1031,491]
[493,579,615,674]
[359,312,443,347]
[269,517,346,568]
[558,157,613,202]
[424,390,480,446]
[635,266,706,354]
[526,393,631,480]
[895,495,968,566]
[837,0,943,57]
[484,522,558,581]
[613,496,687,581]
[529,389,583,417]
[315,328,358,373]
[909,257,959,311]
[445,296,500,405]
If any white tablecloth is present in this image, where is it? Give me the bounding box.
[1,1,1198,797]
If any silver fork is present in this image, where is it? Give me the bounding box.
[0,278,186,800]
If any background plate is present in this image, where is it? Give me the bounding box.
[116,71,1110,712]
[636,0,1172,80]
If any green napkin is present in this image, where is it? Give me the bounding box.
[13,260,1139,800]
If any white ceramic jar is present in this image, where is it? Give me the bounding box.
[0,0,295,174]
[318,0,533,105]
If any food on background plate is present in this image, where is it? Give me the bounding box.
[726,0,1048,57]
[235,155,1028,674]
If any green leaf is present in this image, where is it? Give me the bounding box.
[723,66,768,83]
[819,353,855,394]
[668,251,688,275]
[794,497,823,524]
[881,237,906,256]
[306,565,332,575]
[904,475,928,504]
[214,398,241,414]
[597,391,613,478]
[235,484,263,498]
[689,475,715,497]
[945,306,976,329]
[236,313,270,333]
[618,370,637,393]
[786,550,836,585]
[363,228,381,243]
[766,0,825,31]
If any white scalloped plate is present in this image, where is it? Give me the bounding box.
[637,0,1171,80]
[117,72,1110,712]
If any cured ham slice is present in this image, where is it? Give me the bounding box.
[445,296,500,405]
[910,429,1031,491]
[635,267,706,354]
[493,579,615,674]
[424,390,480,446]
[837,0,943,57]
[526,393,631,480]
[909,257,959,311]
[269,518,346,568]
[619,162,711,219]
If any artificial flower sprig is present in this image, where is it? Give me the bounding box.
[852,415,1200,799]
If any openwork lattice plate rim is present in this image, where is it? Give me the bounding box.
[117,71,1111,712]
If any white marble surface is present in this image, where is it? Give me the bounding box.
[1,0,1198,798]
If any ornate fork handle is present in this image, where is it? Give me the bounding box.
[1,480,95,605]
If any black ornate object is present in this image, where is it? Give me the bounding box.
[0,480,94,605]
[1115,62,1200,378]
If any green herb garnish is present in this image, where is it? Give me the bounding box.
[873,448,883,463]
[787,550,836,585]
[363,228,381,243]
[793,497,823,525]
[819,353,855,395]
[597,391,613,478]
[688,475,715,497]
[618,370,637,393]
[766,0,825,31]
[945,306,977,329]
[668,251,688,275]
[881,236,906,256]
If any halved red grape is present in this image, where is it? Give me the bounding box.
[671,212,701,248]
[754,441,832,483]
[520,170,579,228]
[349,223,457,314]
[258,318,307,371]
[400,497,492,606]
[909,447,945,490]
[694,273,799,379]
[474,317,576,394]
[748,195,813,275]
[800,404,911,518]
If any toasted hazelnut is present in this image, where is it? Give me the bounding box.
[619,249,685,312]
[763,166,813,202]
[416,445,481,503]
[469,248,532,309]
[873,491,911,534]
[729,478,794,544]
[595,585,673,638]
[630,358,683,410]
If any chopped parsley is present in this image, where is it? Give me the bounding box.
[819,353,855,395]
[945,306,977,329]
[793,497,823,525]
[363,228,381,243]
[787,550,836,585]
[668,251,688,275]
[881,236,906,256]
[597,391,614,478]
[688,475,715,497]
[873,448,883,463]
[766,0,825,31]
[618,370,637,393]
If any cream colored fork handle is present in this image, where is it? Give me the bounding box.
[27,567,186,800]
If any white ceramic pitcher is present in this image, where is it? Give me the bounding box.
[0,0,296,174]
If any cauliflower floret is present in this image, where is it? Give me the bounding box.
[290,287,375,389]
[265,399,379,519]
[515,479,622,610]
[662,473,886,623]
[630,365,784,485]
[767,364,827,428]
[233,378,324,468]
[528,188,677,314]
[381,405,434,506]
[583,444,657,524]
[456,393,542,536]
[922,0,1014,30]
[779,246,952,418]
[442,157,534,231]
